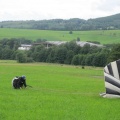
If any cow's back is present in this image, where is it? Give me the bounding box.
[12,77,19,89]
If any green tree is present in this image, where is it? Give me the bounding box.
[79,55,85,65]
[46,49,56,63]
[34,45,45,52]
[32,52,40,62]
[37,49,47,62]
[16,51,27,63]
[81,44,90,54]
[85,54,95,66]
[55,47,67,64]
[64,41,79,54]
[77,37,80,41]
[74,45,81,54]
[71,55,80,65]
[92,53,107,67]
[108,44,120,62]
[65,50,74,64]
[69,31,73,34]
[1,47,13,59]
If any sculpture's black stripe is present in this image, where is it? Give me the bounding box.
[106,88,120,95]
[107,63,113,76]
[105,76,120,88]
[116,59,120,79]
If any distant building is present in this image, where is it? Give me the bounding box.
[33,41,67,49]
[76,41,103,47]
[18,44,32,50]
[44,41,103,48]
[19,41,103,50]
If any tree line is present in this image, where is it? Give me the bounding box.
[1,13,120,30]
[0,38,120,67]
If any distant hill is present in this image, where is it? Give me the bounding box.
[87,13,120,30]
[0,13,120,30]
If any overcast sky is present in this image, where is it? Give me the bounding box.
[0,0,120,21]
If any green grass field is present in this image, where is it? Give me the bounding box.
[0,61,120,120]
[0,28,120,44]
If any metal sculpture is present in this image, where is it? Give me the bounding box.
[100,59,120,98]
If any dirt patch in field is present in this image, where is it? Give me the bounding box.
[92,76,104,79]
[32,87,98,96]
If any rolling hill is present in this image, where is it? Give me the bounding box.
[0,13,120,30]
[0,28,120,44]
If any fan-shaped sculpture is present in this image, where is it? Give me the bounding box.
[100,59,120,98]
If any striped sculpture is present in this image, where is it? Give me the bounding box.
[100,59,120,98]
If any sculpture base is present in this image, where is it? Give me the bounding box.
[100,93,120,98]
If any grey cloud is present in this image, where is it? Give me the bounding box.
[96,0,120,11]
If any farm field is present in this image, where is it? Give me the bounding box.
[0,61,120,120]
[0,28,120,44]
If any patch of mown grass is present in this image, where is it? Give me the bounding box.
[0,60,16,63]
[0,62,119,120]
[0,28,120,44]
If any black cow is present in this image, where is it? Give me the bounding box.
[12,76,27,89]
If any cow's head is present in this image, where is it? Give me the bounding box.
[20,75,27,87]
[22,75,26,80]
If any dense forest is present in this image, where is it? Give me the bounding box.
[0,13,120,30]
[0,38,120,67]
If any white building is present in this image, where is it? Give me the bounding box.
[45,41,103,48]
[76,41,103,47]
[18,44,32,50]
[18,41,103,50]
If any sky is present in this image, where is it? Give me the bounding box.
[0,0,120,21]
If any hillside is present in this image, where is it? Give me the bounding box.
[0,28,120,44]
[0,13,120,30]
[88,13,120,30]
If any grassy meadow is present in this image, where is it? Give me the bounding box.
[0,28,120,44]
[0,61,120,120]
